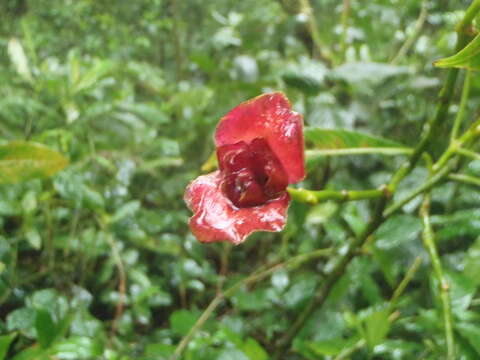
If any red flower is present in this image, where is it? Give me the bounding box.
[184,92,305,244]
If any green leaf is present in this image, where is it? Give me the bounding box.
[307,336,360,356]
[7,38,33,83]
[6,308,37,338]
[0,333,16,360]
[10,346,48,360]
[242,338,268,360]
[144,343,175,357]
[169,310,199,336]
[434,33,480,70]
[35,309,57,349]
[305,128,411,158]
[216,349,249,360]
[71,60,115,94]
[361,307,390,351]
[111,200,141,223]
[331,62,410,85]
[50,336,103,359]
[457,322,480,354]
[0,142,68,184]
[25,229,42,250]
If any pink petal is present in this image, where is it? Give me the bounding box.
[184,171,290,245]
[215,92,305,184]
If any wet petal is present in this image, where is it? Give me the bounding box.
[215,92,305,183]
[184,171,290,245]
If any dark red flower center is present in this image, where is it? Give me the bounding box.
[217,138,288,208]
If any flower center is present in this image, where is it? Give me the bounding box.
[217,138,288,208]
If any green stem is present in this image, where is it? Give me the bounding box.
[299,0,332,64]
[306,147,412,158]
[388,256,423,311]
[451,70,472,140]
[384,161,453,217]
[456,0,480,33]
[434,120,480,172]
[448,173,480,187]
[288,187,385,204]
[170,248,333,360]
[420,195,455,360]
[456,147,480,162]
[390,1,428,65]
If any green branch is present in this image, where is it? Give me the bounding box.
[448,173,480,187]
[451,70,472,140]
[420,195,455,359]
[390,1,428,65]
[456,147,480,162]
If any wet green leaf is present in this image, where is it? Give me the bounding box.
[35,309,57,348]
[170,310,199,336]
[305,128,411,158]
[7,38,33,82]
[242,338,268,360]
[0,333,16,360]
[434,33,480,70]
[0,142,68,184]
[363,307,390,351]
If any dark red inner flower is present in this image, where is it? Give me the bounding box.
[217,138,288,208]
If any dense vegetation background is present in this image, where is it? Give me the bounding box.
[1,0,480,359]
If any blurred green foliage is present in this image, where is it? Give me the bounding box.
[1,0,480,359]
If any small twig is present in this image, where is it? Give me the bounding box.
[388,256,423,310]
[299,0,332,64]
[420,195,455,359]
[390,1,428,65]
[451,70,472,141]
[448,173,480,187]
[456,147,480,162]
